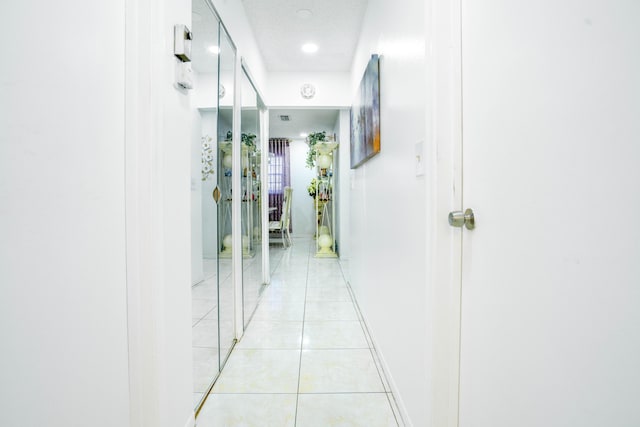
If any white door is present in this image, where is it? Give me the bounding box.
[459,2,640,426]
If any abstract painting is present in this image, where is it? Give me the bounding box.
[350,54,380,168]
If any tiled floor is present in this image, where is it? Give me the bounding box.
[196,237,403,427]
[192,244,275,406]
[191,257,232,403]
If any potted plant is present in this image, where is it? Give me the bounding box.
[305,131,327,168]
[241,132,257,149]
[221,131,256,149]
[307,178,317,198]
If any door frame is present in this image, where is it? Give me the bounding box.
[427,0,463,426]
[125,0,198,423]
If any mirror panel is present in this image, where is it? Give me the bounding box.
[190,0,221,409]
[189,3,268,414]
[240,65,265,326]
[217,25,236,366]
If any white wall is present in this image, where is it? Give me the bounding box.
[289,139,317,236]
[191,108,205,284]
[268,72,351,107]
[347,0,429,425]
[0,1,130,426]
[334,109,351,259]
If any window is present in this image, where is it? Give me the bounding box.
[268,154,284,194]
[268,138,291,223]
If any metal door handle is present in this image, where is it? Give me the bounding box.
[448,208,475,230]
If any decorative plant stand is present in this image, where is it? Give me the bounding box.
[314,140,338,258]
[217,138,259,259]
[218,141,233,258]
[241,144,257,258]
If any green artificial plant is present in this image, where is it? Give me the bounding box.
[305,131,327,169]
[224,131,257,149]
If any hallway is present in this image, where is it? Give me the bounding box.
[195,237,403,426]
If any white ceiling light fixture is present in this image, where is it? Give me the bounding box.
[300,132,309,138]
[296,9,313,19]
[208,45,220,54]
[301,43,318,54]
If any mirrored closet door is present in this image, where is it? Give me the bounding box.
[189,0,236,412]
[239,62,267,327]
[216,25,237,373]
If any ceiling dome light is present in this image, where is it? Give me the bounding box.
[300,133,308,138]
[301,43,318,54]
[296,9,313,19]
[208,45,220,54]
[300,83,316,99]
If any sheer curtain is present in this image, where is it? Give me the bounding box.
[268,138,291,230]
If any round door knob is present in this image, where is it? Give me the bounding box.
[448,208,475,230]
[449,211,465,227]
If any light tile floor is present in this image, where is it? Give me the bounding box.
[192,257,233,403]
[196,237,403,427]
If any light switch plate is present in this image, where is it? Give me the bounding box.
[176,61,193,90]
[415,141,424,176]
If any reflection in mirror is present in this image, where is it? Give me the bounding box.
[216,25,236,371]
[190,0,221,410]
[240,64,265,327]
[189,0,239,413]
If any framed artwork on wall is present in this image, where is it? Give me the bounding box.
[350,54,380,169]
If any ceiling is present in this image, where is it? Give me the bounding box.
[191,0,361,140]
[242,1,363,139]
[269,109,340,140]
[191,0,237,74]
[241,0,368,72]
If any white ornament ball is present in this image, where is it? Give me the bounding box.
[223,234,232,250]
[223,154,233,169]
[317,154,332,169]
[318,233,333,249]
[319,225,330,235]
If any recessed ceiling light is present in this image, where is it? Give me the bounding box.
[300,132,308,138]
[208,45,220,54]
[301,43,318,54]
[296,9,313,19]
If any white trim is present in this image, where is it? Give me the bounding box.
[428,0,463,426]
[125,0,164,424]
[240,57,270,286]
[351,294,412,427]
[232,50,244,340]
[450,0,463,422]
[260,109,271,284]
[184,413,196,427]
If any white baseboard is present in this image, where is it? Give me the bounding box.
[369,335,413,427]
[185,412,196,427]
[346,283,413,427]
